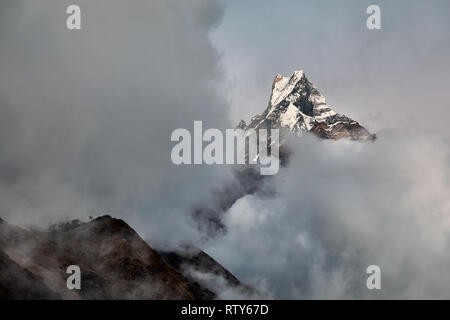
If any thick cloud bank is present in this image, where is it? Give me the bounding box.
[206,131,450,299]
[0,0,234,245]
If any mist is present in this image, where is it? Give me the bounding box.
[205,131,450,298]
[0,0,239,246]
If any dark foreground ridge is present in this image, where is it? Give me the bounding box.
[0,216,246,300]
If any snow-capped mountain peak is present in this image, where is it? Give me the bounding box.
[240,71,375,141]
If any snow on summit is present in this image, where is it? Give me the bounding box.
[240,71,375,141]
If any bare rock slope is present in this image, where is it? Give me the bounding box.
[0,216,242,299]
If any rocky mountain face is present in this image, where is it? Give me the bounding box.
[239,71,375,141]
[0,216,244,300]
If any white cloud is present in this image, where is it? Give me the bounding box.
[206,131,450,298]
